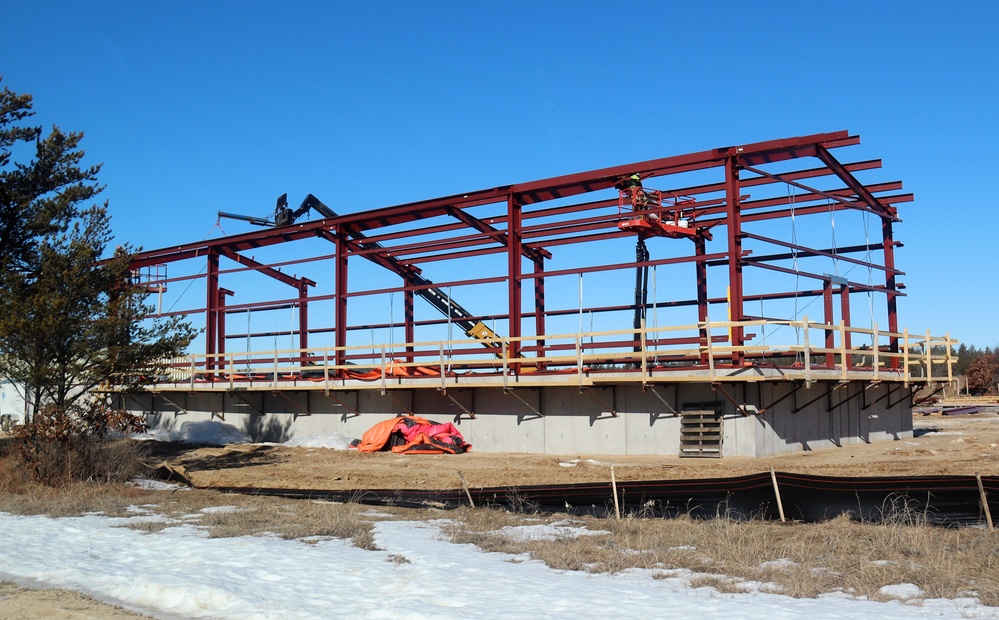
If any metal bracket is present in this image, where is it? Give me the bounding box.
[441,388,476,420]
[504,388,544,419]
[712,382,757,416]
[387,390,415,415]
[826,381,864,413]
[645,385,678,418]
[319,391,361,421]
[229,391,264,415]
[124,393,154,417]
[273,390,311,420]
[582,387,617,417]
[187,391,224,421]
[861,382,897,411]
[159,394,188,416]
[758,381,801,415]
[888,386,914,410]
[792,381,832,414]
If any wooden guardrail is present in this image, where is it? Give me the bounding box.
[137,319,956,393]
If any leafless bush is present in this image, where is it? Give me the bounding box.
[11,403,148,486]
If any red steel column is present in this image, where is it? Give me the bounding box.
[725,157,745,365]
[205,249,220,371]
[695,236,709,364]
[533,258,546,367]
[298,280,309,354]
[882,213,900,369]
[507,195,523,365]
[334,227,349,370]
[404,285,415,363]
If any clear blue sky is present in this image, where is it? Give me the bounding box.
[3,1,997,347]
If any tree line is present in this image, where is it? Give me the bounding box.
[953,344,999,395]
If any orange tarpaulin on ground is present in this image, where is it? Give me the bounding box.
[351,415,471,455]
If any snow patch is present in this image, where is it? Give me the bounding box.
[879,583,923,599]
[136,420,250,445]
[496,522,607,542]
[282,433,352,450]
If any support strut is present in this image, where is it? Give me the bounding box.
[634,237,650,332]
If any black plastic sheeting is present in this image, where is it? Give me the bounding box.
[213,472,999,526]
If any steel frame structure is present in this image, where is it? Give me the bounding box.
[130,131,922,380]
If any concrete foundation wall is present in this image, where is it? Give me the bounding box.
[130,380,912,457]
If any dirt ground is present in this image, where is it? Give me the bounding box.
[148,411,999,492]
[0,582,153,619]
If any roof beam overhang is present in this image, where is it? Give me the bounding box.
[444,205,552,262]
[813,144,895,220]
[217,247,316,289]
[739,163,901,223]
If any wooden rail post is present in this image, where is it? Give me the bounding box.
[611,465,621,520]
[459,471,475,509]
[771,467,786,523]
[977,471,994,532]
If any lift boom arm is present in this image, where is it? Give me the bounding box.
[219,194,501,350]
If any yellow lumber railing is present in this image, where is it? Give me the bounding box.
[146,319,956,392]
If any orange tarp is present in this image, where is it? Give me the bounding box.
[353,415,433,453]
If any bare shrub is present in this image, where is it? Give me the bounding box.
[505,488,541,515]
[11,403,148,486]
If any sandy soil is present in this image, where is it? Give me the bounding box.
[147,411,999,492]
[0,582,153,619]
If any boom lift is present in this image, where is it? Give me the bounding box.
[218,194,503,354]
[616,176,713,332]
[218,193,336,228]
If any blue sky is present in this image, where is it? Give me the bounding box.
[3,1,998,348]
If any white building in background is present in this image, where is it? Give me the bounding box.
[0,380,27,429]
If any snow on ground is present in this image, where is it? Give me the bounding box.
[138,421,251,445]
[0,510,994,619]
[136,420,352,450]
[281,433,352,450]
[497,521,608,542]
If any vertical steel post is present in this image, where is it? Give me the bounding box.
[298,280,309,353]
[507,195,523,366]
[725,156,745,365]
[533,257,546,369]
[695,235,709,364]
[882,214,900,369]
[205,249,220,372]
[823,279,835,367]
[404,285,415,363]
[334,227,349,370]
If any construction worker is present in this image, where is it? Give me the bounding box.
[615,173,643,191]
[616,173,648,208]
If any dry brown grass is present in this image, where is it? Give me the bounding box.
[444,507,999,606]
[0,444,386,550]
[4,440,999,607]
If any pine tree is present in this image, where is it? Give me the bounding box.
[0,77,195,415]
[0,79,101,275]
